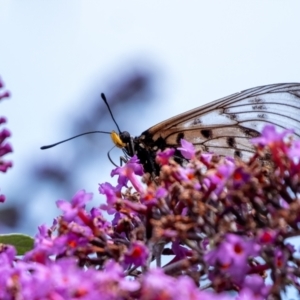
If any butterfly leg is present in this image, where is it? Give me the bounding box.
[119,156,128,166]
[107,149,119,167]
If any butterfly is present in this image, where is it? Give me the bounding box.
[41,83,300,175]
[115,83,300,174]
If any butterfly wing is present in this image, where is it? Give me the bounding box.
[138,83,300,161]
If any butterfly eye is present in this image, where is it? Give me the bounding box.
[120,131,131,143]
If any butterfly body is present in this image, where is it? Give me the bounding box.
[119,83,300,174]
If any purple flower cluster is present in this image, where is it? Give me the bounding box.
[2,97,300,299]
[0,78,12,202]
[1,245,140,300]
[1,242,235,300]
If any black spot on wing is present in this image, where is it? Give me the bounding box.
[252,104,267,110]
[176,132,184,144]
[201,129,212,139]
[240,127,260,138]
[249,97,264,104]
[257,113,267,119]
[193,118,202,125]
[227,137,236,148]
[234,150,242,158]
[154,136,167,149]
[225,113,238,121]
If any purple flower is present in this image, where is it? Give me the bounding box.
[0,110,12,174]
[178,139,196,160]
[156,148,175,165]
[124,241,149,267]
[56,189,93,221]
[237,275,270,300]
[205,234,260,283]
[111,155,144,193]
[0,79,12,202]
[236,289,263,300]
[25,224,61,263]
[56,231,90,252]
[232,167,251,188]
[251,125,293,146]
[141,268,230,300]
[35,224,52,246]
[206,161,235,195]
[0,245,16,266]
[200,152,213,164]
[0,194,5,202]
[0,142,12,156]
[274,248,287,269]
[141,268,177,299]
[99,182,120,213]
[90,207,112,232]
[257,229,276,244]
[26,222,92,263]
[0,128,11,145]
[176,166,196,182]
[171,240,193,260]
[9,258,139,299]
[140,186,167,206]
[100,260,140,294]
[0,78,10,101]
[288,139,300,160]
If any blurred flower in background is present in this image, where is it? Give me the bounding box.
[0,78,14,219]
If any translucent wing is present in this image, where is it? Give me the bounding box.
[139,83,300,160]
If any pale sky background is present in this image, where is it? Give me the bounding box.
[1,2,300,296]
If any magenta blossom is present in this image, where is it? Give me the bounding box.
[4,122,300,299]
[141,268,231,300]
[111,155,144,193]
[237,275,270,300]
[99,182,121,214]
[140,186,167,206]
[124,241,149,267]
[205,234,260,283]
[0,111,12,174]
[287,139,300,160]
[178,139,196,159]
[0,79,12,202]
[0,78,10,101]
[206,161,235,195]
[251,125,293,146]
[200,152,213,164]
[156,148,175,165]
[56,189,93,222]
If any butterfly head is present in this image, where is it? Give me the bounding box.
[110,130,137,158]
[110,131,127,149]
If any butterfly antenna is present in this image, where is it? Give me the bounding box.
[101,93,122,134]
[40,131,111,150]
